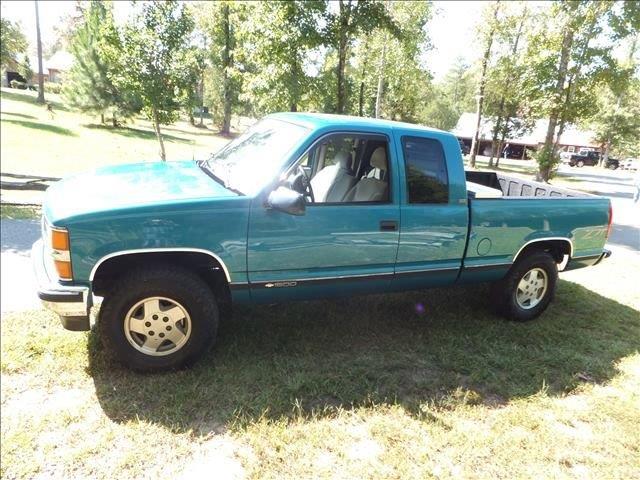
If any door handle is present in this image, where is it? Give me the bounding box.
[379,220,398,232]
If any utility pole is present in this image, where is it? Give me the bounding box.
[35,0,45,104]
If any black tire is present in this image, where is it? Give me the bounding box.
[490,251,558,322]
[98,264,218,372]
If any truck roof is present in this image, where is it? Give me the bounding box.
[267,112,448,135]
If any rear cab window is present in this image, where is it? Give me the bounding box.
[401,136,449,203]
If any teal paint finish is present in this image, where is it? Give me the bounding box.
[247,122,402,301]
[44,161,238,224]
[466,197,610,265]
[66,197,251,284]
[38,112,612,310]
[391,128,469,289]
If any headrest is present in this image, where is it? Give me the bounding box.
[334,151,351,169]
[370,147,387,170]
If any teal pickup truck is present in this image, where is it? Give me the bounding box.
[33,113,612,371]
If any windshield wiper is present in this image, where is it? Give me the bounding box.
[197,160,244,196]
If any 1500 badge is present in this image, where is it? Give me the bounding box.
[264,281,298,288]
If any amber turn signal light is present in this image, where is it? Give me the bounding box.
[51,228,70,251]
[54,260,73,280]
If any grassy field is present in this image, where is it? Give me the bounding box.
[0,88,230,179]
[1,248,638,479]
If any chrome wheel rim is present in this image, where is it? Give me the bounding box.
[515,268,548,310]
[124,296,191,356]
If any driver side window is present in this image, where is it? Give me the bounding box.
[301,133,390,204]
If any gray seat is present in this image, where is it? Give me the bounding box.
[344,147,388,202]
[310,151,356,202]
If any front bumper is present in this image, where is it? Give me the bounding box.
[31,239,92,331]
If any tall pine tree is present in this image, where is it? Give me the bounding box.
[63,1,139,126]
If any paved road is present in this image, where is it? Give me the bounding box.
[1,219,41,312]
[1,167,638,312]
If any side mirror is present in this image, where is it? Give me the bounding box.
[266,186,306,216]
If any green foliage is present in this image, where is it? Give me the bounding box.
[119,0,199,157]
[45,82,62,95]
[240,1,326,115]
[323,0,400,113]
[0,18,27,68]
[17,55,33,85]
[193,1,249,133]
[64,1,140,123]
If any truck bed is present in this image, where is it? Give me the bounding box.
[460,170,609,283]
[465,170,589,198]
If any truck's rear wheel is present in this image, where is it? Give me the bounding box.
[98,265,218,372]
[491,251,558,322]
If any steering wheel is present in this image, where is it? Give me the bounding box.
[296,165,315,203]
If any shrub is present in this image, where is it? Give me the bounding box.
[45,82,62,94]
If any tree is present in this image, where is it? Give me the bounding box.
[0,18,27,68]
[324,0,398,114]
[193,1,248,135]
[590,33,640,160]
[525,1,617,181]
[483,2,533,167]
[425,58,477,131]
[18,54,33,85]
[119,1,198,160]
[595,1,640,163]
[35,0,45,103]
[240,1,326,115]
[469,1,501,168]
[64,1,139,126]
[352,0,432,122]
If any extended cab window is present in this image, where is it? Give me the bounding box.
[402,136,448,204]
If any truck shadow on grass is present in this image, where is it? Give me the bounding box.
[87,280,640,434]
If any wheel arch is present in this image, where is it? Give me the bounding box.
[90,249,232,305]
[512,238,573,265]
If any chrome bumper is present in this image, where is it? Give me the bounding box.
[31,239,91,331]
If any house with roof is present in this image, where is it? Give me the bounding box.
[2,51,73,87]
[452,112,599,160]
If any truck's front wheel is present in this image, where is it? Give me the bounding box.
[491,251,558,322]
[98,265,218,372]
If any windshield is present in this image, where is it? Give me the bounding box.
[201,118,309,195]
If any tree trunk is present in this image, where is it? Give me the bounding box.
[34,1,45,104]
[112,111,117,127]
[375,34,387,119]
[100,113,105,124]
[489,10,523,169]
[221,3,232,136]
[152,108,166,161]
[336,0,352,114]
[358,35,370,117]
[538,26,573,182]
[602,33,637,165]
[469,1,500,168]
[495,119,509,168]
[488,108,504,168]
[199,77,204,127]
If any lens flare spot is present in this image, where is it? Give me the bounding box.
[415,302,426,315]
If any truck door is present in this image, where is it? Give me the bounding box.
[392,133,469,290]
[247,131,401,302]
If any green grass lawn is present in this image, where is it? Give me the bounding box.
[0,88,230,179]
[2,250,638,479]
